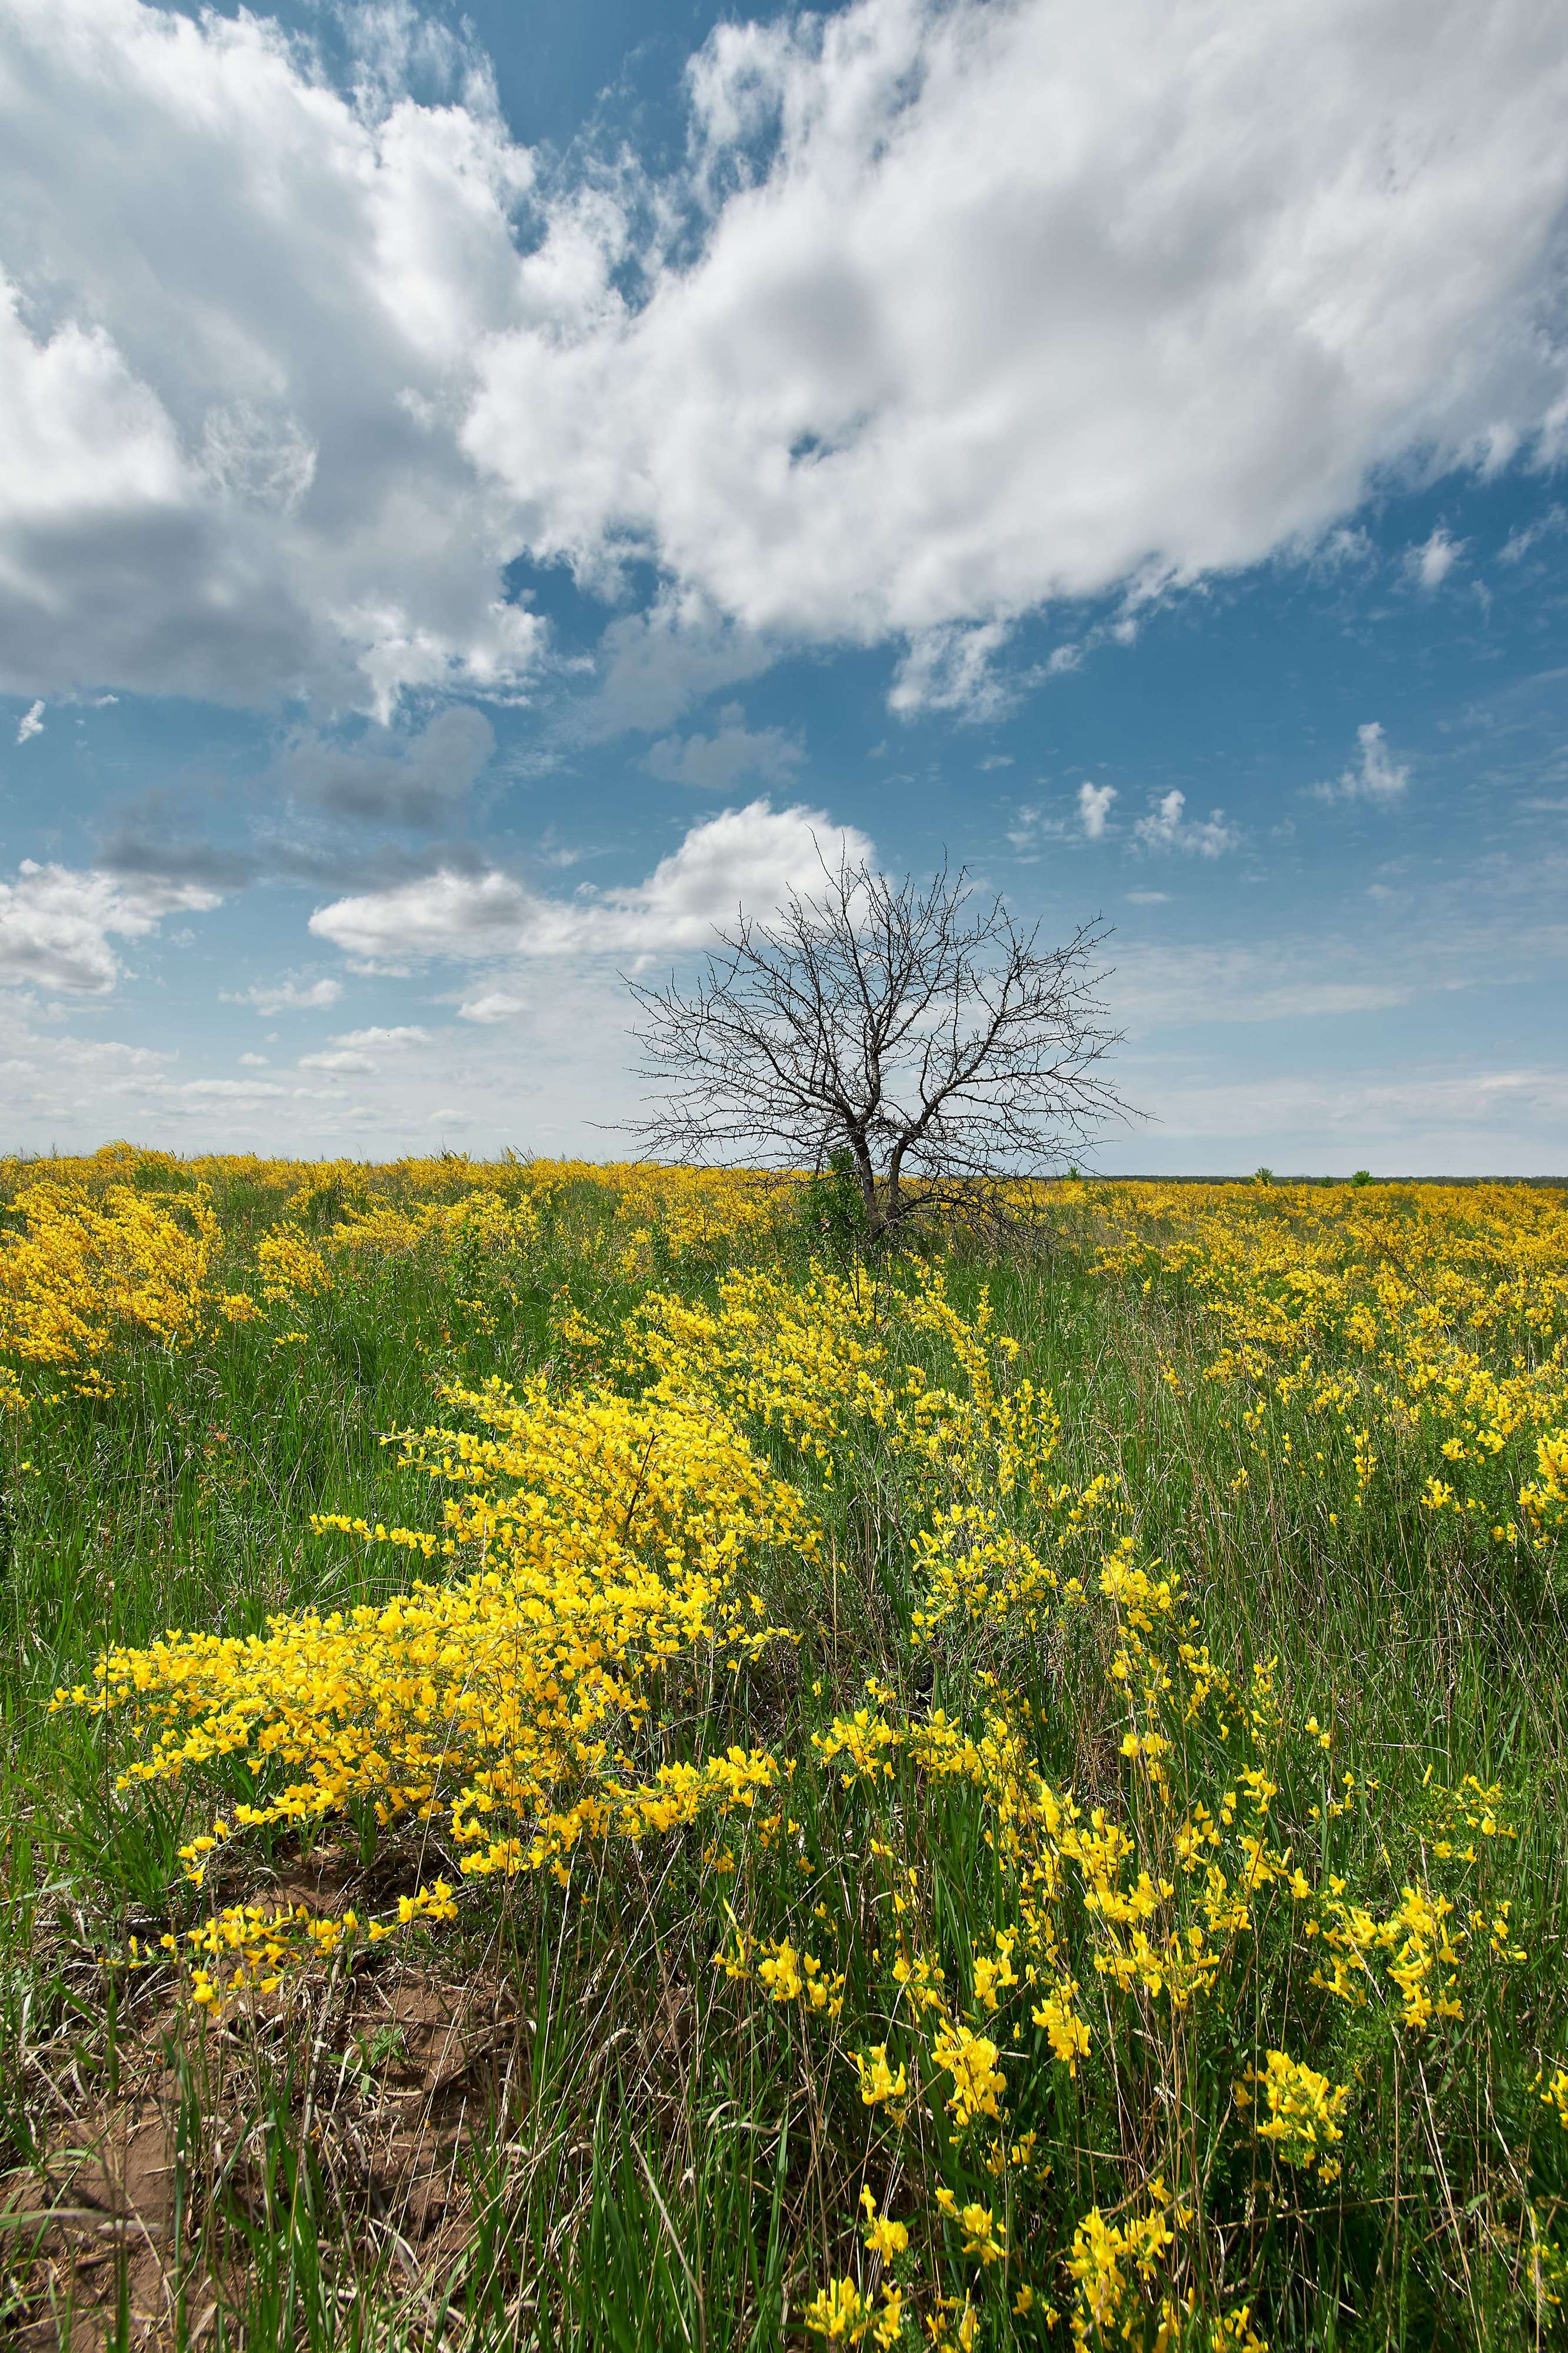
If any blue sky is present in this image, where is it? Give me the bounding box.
[2,0,1567,1171]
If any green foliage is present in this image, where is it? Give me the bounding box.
[797,1145,875,1259]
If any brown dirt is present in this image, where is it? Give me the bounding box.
[1,1962,514,2349]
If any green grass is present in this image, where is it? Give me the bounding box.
[1,1174,1566,2349]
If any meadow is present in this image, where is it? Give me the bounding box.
[1,1144,1565,2351]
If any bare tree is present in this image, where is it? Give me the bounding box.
[626,851,1131,1241]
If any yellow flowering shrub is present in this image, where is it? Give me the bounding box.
[255,1223,332,1303]
[61,1374,810,1975]
[0,1178,222,1387]
[325,1187,541,1266]
[1092,1179,1568,1558]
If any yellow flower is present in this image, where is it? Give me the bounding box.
[1539,2068,1568,2131]
[758,1941,803,2002]
[971,1929,1020,2013]
[872,2286,903,2348]
[855,2045,908,2107]
[958,2201,1006,2263]
[1031,1979,1091,2074]
[1250,2049,1350,2171]
[803,2278,871,2344]
[860,2187,909,2261]
[930,2021,1006,2128]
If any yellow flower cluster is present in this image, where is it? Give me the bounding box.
[1063,2188,1265,2352]
[1093,1179,1568,1557]
[0,1174,245,1395]
[141,1881,459,2006]
[256,1222,333,1303]
[0,1151,794,1401]
[804,2275,899,2347]
[63,1376,811,1967]
[627,1260,1061,1502]
[1243,2050,1351,2176]
[325,1186,539,1265]
[931,2021,1008,2128]
[1065,2191,1180,2348]
[753,1937,846,2014]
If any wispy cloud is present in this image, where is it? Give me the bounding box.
[1310,721,1410,805]
[1109,941,1417,1028]
[298,1026,431,1073]
[222,976,343,1015]
[646,706,803,789]
[1005,805,1067,855]
[1406,527,1464,589]
[1499,506,1567,565]
[1145,1065,1568,1162]
[1133,791,1239,857]
[889,624,1015,721]
[299,1047,375,1073]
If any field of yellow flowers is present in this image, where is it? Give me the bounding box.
[1,1145,1566,2350]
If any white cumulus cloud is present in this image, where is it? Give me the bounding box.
[309,798,873,964]
[0,859,218,992]
[468,0,1568,699]
[1078,782,1117,839]
[2,0,1567,722]
[14,699,44,744]
[0,0,543,715]
[1133,791,1240,858]
[330,1025,432,1050]
[458,991,527,1022]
